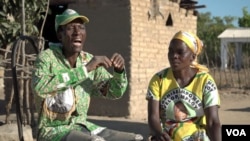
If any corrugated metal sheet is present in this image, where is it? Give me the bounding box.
[218,28,250,38]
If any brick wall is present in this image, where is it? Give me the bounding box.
[69,0,133,117]
[68,0,197,120]
[129,0,197,120]
[0,0,197,121]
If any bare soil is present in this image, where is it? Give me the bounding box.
[218,88,250,125]
[0,88,250,140]
[89,88,250,138]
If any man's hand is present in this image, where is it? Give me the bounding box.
[110,53,125,73]
[86,56,112,72]
[85,53,125,73]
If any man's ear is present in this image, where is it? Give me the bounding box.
[57,32,62,41]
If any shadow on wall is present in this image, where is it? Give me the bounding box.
[0,99,6,115]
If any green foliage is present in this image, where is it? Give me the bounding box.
[197,12,236,67]
[238,7,250,27]
[0,0,47,48]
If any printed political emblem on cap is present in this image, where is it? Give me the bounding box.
[55,9,89,31]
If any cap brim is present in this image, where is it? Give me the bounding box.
[60,16,89,26]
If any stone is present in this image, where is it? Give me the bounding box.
[0,123,34,141]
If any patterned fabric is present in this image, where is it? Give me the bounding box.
[172,31,209,73]
[172,31,203,55]
[31,43,128,141]
[55,9,89,32]
[146,68,220,141]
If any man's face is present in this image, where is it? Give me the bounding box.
[59,18,86,54]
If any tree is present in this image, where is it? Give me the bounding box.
[0,0,47,49]
[238,7,250,27]
[197,12,235,67]
[238,7,250,60]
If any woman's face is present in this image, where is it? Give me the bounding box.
[58,18,87,55]
[168,39,195,71]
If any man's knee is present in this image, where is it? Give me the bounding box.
[61,130,92,141]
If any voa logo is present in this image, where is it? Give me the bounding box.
[226,129,246,136]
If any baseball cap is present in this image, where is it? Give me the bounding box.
[55,9,89,32]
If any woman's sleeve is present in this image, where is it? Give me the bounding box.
[146,74,161,101]
[203,75,220,108]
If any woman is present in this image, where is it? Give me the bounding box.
[146,31,221,141]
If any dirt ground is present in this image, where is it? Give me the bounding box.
[0,88,250,140]
[217,88,250,124]
[87,88,250,138]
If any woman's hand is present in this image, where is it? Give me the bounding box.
[150,131,172,141]
[148,99,172,141]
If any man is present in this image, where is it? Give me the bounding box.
[31,9,143,141]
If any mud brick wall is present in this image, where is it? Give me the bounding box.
[0,0,197,121]
[68,0,197,120]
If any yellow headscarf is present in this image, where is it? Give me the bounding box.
[172,31,209,72]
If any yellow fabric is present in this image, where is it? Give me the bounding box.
[146,68,220,141]
[172,31,209,73]
[168,121,209,141]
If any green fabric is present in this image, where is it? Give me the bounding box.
[31,43,128,141]
[55,9,89,31]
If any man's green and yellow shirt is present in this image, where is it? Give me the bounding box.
[31,43,128,141]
